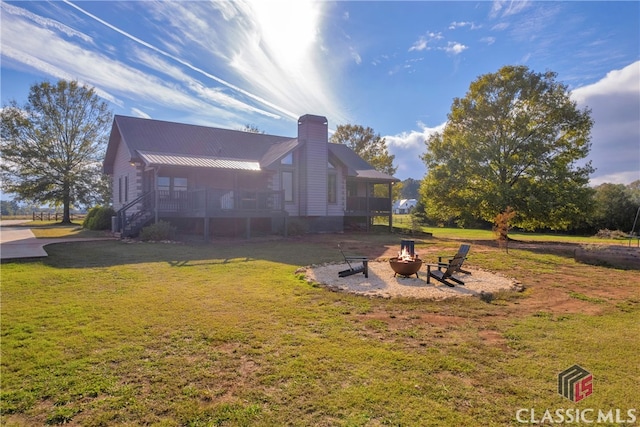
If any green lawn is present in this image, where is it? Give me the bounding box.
[1,232,638,426]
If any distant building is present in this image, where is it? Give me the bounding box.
[393,199,417,214]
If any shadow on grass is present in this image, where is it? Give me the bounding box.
[31,233,399,270]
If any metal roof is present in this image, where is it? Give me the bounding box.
[137,151,261,171]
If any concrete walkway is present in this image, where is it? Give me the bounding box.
[0,220,115,261]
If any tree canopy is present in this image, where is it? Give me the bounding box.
[420,65,595,230]
[1,80,112,223]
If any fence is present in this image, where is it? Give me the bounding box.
[32,212,79,221]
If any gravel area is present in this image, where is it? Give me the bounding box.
[302,260,523,300]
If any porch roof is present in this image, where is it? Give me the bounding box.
[328,143,399,183]
[137,151,261,171]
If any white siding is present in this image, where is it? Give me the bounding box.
[111,138,140,210]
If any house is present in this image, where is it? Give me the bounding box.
[103,114,399,238]
[393,199,418,214]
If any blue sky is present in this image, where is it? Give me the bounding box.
[2,1,639,185]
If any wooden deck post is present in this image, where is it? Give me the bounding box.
[204,218,210,242]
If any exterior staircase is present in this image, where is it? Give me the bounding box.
[114,191,155,238]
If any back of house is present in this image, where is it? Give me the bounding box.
[103,114,398,239]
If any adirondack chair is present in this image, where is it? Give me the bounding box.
[426,245,471,287]
[337,244,368,278]
[436,244,471,275]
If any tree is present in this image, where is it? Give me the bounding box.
[330,124,400,198]
[240,124,264,134]
[400,178,420,199]
[591,183,638,232]
[1,80,112,223]
[421,65,594,230]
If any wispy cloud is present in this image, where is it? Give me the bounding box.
[409,32,443,52]
[448,21,481,30]
[490,0,531,19]
[61,0,290,120]
[2,0,351,127]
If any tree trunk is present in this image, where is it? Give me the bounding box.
[61,180,72,224]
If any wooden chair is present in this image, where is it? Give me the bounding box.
[436,244,471,275]
[337,244,368,278]
[426,245,471,287]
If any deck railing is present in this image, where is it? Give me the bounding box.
[156,189,285,215]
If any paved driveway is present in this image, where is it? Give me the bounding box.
[0,220,115,260]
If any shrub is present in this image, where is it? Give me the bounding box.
[139,221,176,241]
[83,206,116,230]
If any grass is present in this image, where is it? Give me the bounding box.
[6,220,107,239]
[1,231,639,426]
[391,214,630,245]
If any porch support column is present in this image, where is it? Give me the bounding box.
[154,168,159,224]
[246,217,251,239]
[366,182,370,232]
[388,182,393,233]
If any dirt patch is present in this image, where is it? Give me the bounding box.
[574,245,640,270]
[302,260,523,300]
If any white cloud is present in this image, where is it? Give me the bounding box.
[350,47,362,65]
[490,0,531,18]
[409,32,443,52]
[409,37,429,52]
[449,21,480,30]
[384,122,446,180]
[572,61,640,185]
[442,42,468,55]
[131,108,151,119]
[480,36,496,45]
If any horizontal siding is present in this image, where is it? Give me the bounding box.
[112,139,138,210]
[299,117,328,216]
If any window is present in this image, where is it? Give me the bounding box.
[173,178,188,192]
[328,173,336,204]
[282,171,294,202]
[157,176,187,195]
[281,152,293,165]
[124,175,129,202]
[118,175,129,203]
[157,177,170,193]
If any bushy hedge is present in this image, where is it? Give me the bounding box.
[139,221,176,241]
[83,206,116,230]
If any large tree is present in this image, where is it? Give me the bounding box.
[421,65,594,230]
[1,80,112,223]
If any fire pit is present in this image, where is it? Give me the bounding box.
[389,240,423,278]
